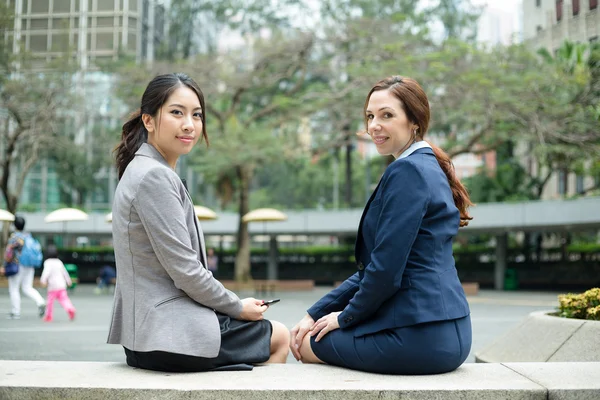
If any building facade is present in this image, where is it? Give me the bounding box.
[2,0,167,211]
[523,0,599,51]
[520,0,599,199]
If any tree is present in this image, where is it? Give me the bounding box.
[51,121,116,207]
[187,31,319,282]
[0,64,78,214]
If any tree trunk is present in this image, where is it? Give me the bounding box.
[234,165,253,282]
[343,127,353,208]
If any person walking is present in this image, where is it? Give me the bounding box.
[1,216,45,319]
[40,245,76,322]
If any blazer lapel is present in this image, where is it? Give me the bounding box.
[354,179,382,262]
[182,178,208,269]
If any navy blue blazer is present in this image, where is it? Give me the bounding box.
[307,147,470,337]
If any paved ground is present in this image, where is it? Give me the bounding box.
[0,285,561,364]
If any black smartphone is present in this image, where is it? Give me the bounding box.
[263,299,280,306]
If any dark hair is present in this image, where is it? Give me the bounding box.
[364,76,473,227]
[114,73,208,179]
[13,216,25,231]
[45,244,58,259]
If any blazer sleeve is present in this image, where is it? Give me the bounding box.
[337,160,430,330]
[306,272,360,320]
[134,167,243,318]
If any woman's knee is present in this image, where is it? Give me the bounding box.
[269,320,290,350]
[299,332,323,364]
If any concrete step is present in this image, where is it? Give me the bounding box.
[1,361,599,399]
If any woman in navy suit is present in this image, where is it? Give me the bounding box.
[290,76,474,374]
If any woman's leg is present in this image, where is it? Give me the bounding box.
[8,271,22,317]
[298,332,325,364]
[265,320,290,363]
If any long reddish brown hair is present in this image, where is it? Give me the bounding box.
[364,76,473,227]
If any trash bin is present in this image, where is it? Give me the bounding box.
[504,268,518,290]
[64,263,78,291]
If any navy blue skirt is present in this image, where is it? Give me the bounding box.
[310,315,471,375]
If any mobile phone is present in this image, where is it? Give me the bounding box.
[263,299,280,306]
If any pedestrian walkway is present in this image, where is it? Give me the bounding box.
[0,285,561,363]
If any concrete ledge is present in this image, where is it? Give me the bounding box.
[1,361,599,399]
[476,310,600,363]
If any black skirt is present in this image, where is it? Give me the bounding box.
[124,312,273,372]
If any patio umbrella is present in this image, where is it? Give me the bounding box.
[0,209,15,222]
[242,208,288,281]
[242,208,287,223]
[44,208,89,247]
[44,208,89,223]
[194,206,218,221]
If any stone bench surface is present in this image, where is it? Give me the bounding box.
[1,361,599,400]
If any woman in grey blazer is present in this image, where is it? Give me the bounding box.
[108,73,289,372]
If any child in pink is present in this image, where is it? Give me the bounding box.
[40,246,75,322]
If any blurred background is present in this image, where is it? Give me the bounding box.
[0,0,599,291]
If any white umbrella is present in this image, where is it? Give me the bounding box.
[194,205,218,221]
[0,209,15,222]
[44,208,89,248]
[44,208,89,223]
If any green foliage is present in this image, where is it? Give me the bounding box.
[567,243,600,253]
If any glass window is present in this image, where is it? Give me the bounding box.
[52,18,70,29]
[576,176,585,194]
[557,170,567,195]
[96,17,114,27]
[73,17,79,27]
[591,1,598,11]
[88,0,94,11]
[51,33,69,51]
[128,17,136,28]
[72,33,79,47]
[128,32,136,50]
[87,33,93,50]
[75,0,79,11]
[53,0,71,13]
[573,0,580,15]
[21,18,28,29]
[22,0,28,13]
[129,0,137,11]
[536,0,541,6]
[31,1,49,13]
[96,32,114,50]
[556,0,563,21]
[30,19,49,30]
[98,0,114,11]
[29,34,48,51]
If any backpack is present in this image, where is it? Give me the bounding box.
[19,234,43,268]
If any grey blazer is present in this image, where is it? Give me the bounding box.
[107,143,242,358]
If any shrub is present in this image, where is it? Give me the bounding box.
[558,288,600,320]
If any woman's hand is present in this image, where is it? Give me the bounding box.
[238,297,267,321]
[289,314,315,361]
[310,312,341,342]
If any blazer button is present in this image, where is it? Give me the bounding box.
[357,262,365,271]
